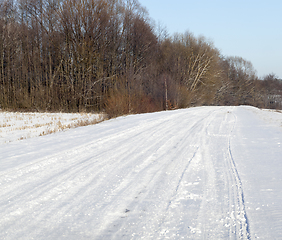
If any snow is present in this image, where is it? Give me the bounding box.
[0,111,104,144]
[0,106,282,239]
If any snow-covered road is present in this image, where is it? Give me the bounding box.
[0,106,282,239]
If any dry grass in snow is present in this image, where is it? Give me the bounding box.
[0,111,106,144]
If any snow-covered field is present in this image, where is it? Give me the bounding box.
[0,106,281,239]
[0,111,105,144]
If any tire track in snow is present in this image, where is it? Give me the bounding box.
[153,108,225,239]
[189,107,251,240]
[225,111,251,239]
[157,114,210,235]
[100,108,217,239]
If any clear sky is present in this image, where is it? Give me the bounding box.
[138,0,282,79]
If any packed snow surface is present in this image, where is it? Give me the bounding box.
[0,106,282,239]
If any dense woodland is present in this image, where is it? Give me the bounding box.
[0,0,281,116]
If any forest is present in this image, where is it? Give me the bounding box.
[0,0,281,116]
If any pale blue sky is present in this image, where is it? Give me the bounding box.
[139,0,282,79]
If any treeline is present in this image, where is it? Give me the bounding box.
[0,0,281,115]
[254,74,282,109]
